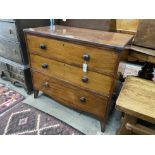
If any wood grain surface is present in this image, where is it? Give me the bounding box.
[130,45,155,57]
[128,50,155,64]
[24,25,133,50]
[116,76,155,124]
[26,34,118,76]
[30,54,113,96]
[54,19,116,31]
[116,19,140,34]
[32,71,108,119]
[24,24,132,131]
[134,19,155,49]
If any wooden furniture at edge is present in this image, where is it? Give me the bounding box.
[116,76,155,135]
[134,19,155,50]
[117,19,155,63]
[54,19,116,31]
[116,19,140,34]
[128,20,155,63]
[0,19,50,93]
[127,45,155,64]
[24,25,133,132]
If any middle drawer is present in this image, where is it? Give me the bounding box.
[30,54,113,96]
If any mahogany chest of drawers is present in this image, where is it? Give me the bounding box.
[24,25,133,131]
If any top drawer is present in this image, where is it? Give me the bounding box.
[26,34,118,76]
[0,22,18,41]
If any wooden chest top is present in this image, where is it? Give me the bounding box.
[24,25,133,50]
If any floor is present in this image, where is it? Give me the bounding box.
[0,78,122,135]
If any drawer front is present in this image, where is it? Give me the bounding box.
[0,22,18,41]
[30,54,113,96]
[0,39,23,64]
[32,71,108,119]
[27,34,118,76]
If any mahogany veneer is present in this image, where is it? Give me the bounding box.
[24,25,133,132]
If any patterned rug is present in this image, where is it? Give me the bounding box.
[0,83,24,115]
[0,103,83,135]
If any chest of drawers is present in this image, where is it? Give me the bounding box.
[24,25,133,131]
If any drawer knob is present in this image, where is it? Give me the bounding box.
[82,76,88,83]
[43,82,49,88]
[40,44,46,49]
[83,54,90,61]
[41,63,48,69]
[80,97,86,103]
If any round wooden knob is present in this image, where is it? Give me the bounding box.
[83,54,90,61]
[41,63,48,69]
[40,44,46,49]
[80,97,86,103]
[82,76,88,83]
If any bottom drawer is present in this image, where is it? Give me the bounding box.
[32,71,109,119]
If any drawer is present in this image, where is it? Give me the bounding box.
[0,22,18,41]
[30,54,113,96]
[26,34,118,76]
[32,71,108,119]
[0,39,23,64]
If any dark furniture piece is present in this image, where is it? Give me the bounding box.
[134,19,155,50]
[0,19,50,93]
[0,57,32,94]
[24,25,133,131]
[54,19,116,31]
